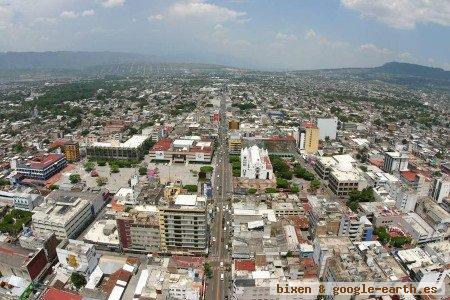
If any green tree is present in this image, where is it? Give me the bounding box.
[110,165,120,173]
[248,188,257,194]
[276,178,289,189]
[96,177,107,186]
[69,173,81,184]
[81,129,90,136]
[184,185,198,193]
[265,187,277,193]
[83,161,95,172]
[200,166,214,173]
[49,184,59,190]
[97,160,107,166]
[204,263,213,279]
[270,156,292,180]
[0,178,10,186]
[346,187,375,212]
[70,272,86,290]
[293,165,315,181]
[139,166,147,176]
[309,179,320,192]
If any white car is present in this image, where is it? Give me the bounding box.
[221,273,224,281]
[220,261,224,268]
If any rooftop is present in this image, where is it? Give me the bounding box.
[18,153,65,170]
[91,134,149,149]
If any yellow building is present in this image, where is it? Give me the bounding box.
[301,122,319,154]
[63,142,80,162]
[228,132,243,153]
[228,119,240,130]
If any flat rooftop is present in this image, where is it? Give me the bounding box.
[91,134,149,149]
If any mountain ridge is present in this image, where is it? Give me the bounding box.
[0,51,448,80]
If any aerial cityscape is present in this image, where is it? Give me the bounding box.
[0,1,449,300]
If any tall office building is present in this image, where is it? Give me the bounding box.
[430,177,450,203]
[317,117,338,140]
[299,121,319,154]
[383,151,409,173]
[159,195,208,255]
[62,142,80,162]
[116,207,161,253]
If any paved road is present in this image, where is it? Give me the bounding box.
[206,91,232,300]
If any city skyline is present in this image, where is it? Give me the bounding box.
[1,0,449,70]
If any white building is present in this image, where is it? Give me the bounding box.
[240,145,273,180]
[32,198,93,239]
[315,154,366,197]
[317,117,338,140]
[383,151,409,173]
[430,177,450,203]
[0,189,43,211]
[386,181,418,213]
[56,239,100,276]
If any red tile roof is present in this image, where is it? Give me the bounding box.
[265,135,296,142]
[190,146,213,154]
[369,159,384,168]
[234,259,256,271]
[151,139,173,151]
[169,255,205,269]
[24,153,65,170]
[400,170,416,182]
[42,288,82,300]
[302,121,318,129]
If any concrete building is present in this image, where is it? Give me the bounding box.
[308,195,367,241]
[19,232,58,263]
[62,141,80,162]
[299,121,319,154]
[383,151,409,173]
[56,239,100,276]
[229,119,240,130]
[86,134,150,160]
[315,154,364,197]
[159,195,208,255]
[149,137,214,163]
[308,195,342,238]
[240,145,273,180]
[0,189,43,211]
[228,132,243,153]
[385,181,418,213]
[0,243,50,282]
[116,206,161,253]
[430,176,450,203]
[313,236,353,277]
[317,117,338,140]
[16,153,67,181]
[32,197,93,239]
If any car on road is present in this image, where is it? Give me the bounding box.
[221,273,224,281]
[220,261,224,268]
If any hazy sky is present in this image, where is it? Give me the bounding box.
[0,0,449,70]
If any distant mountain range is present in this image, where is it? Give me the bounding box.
[0,51,449,82]
[372,62,450,80]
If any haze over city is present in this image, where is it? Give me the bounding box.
[1,0,450,69]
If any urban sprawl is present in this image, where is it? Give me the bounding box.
[0,70,449,300]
